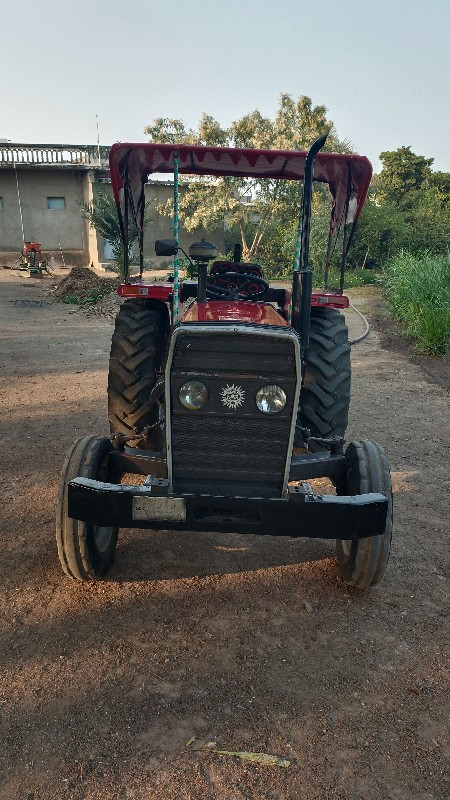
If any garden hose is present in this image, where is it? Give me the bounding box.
[349,303,370,345]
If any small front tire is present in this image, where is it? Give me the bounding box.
[56,436,118,580]
[336,440,393,588]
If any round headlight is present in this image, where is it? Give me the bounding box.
[256,384,286,414]
[178,380,209,410]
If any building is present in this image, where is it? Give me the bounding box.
[0,142,224,269]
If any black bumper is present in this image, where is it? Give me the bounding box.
[68,478,388,540]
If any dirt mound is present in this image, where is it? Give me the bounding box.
[52,266,118,301]
[80,288,124,319]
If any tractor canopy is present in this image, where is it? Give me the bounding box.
[109,142,372,252]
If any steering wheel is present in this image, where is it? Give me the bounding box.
[206,272,269,301]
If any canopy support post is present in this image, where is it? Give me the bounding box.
[139,187,145,280]
[324,212,334,288]
[123,169,129,283]
[291,134,328,359]
[339,167,353,293]
[172,151,180,326]
[340,223,350,293]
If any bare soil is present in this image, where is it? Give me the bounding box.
[0,271,449,800]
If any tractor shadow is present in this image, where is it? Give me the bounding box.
[108,527,334,583]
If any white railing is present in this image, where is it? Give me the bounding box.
[0,143,110,167]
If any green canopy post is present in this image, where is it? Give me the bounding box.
[172,151,180,325]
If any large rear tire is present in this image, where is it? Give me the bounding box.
[56,436,118,580]
[297,308,351,449]
[336,440,393,588]
[108,299,169,447]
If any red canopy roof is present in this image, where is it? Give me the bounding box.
[109,142,372,234]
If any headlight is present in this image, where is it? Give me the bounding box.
[256,384,286,414]
[178,380,209,410]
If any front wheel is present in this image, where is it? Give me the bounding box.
[56,436,118,580]
[336,440,393,588]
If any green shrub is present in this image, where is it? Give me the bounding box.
[86,285,112,304]
[385,251,450,355]
[60,285,112,306]
[321,267,383,289]
[81,189,154,280]
[265,264,382,288]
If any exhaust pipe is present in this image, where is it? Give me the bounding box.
[292,133,328,358]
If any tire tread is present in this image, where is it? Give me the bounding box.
[56,436,118,581]
[298,308,351,446]
[107,300,168,440]
[336,439,393,588]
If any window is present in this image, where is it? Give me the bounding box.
[0,197,3,209]
[47,197,65,209]
[104,240,114,260]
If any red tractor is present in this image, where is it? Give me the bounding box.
[56,136,392,588]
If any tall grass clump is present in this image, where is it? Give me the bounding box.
[321,267,383,289]
[385,251,450,355]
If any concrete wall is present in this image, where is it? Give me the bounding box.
[0,166,225,270]
[0,166,90,265]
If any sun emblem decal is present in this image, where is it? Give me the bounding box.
[221,383,245,410]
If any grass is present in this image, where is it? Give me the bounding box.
[384,251,450,355]
[324,267,382,289]
[266,264,382,287]
[87,285,112,304]
[61,285,112,305]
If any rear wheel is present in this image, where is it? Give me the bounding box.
[108,300,169,448]
[56,436,118,580]
[336,440,393,588]
[297,308,351,450]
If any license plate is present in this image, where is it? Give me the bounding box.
[132,495,186,522]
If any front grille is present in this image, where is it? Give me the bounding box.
[172,415,288,497]
[169,327,299,498]
[172,333,295,378]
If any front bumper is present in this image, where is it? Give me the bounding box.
[68,478,388,540]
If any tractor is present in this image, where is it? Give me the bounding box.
[56,135,393,588]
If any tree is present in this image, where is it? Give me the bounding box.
[259,189,332,277]
[375,146,434,208]
[349,196,411,268]
[406,187,450,254]
[371,147,450,258]
[82,189,153,278]
[144,95,351,262]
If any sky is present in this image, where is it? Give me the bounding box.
[2,0,449,174]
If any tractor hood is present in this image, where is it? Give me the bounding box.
[180,300,289,326]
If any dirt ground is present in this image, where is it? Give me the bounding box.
[0,270,449,800]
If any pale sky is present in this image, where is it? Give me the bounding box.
[2,0,449,173]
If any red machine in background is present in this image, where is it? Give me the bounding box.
[22,242,49,275]
[9,241,50,275]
